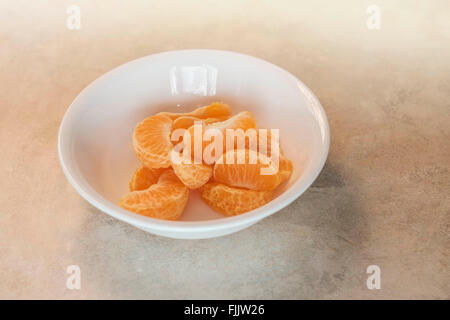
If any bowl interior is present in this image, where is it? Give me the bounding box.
[60,50,328,222]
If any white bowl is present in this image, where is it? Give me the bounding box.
[58,49,329,239]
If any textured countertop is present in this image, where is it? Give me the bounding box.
[0,0,449,299]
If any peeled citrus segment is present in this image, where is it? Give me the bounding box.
[254,129,280,157]
[158,102,232,120]
[278,156,293,183]
[171,116,223,145]
[183,111,257,164]
[172,116,223,131]
[171,151,212,189]
[213,149,289,191]
[208,110,256,131]
[199,182,273,216]
[133,114,173,168]
[119,170,189,220]
[128,166,165,192]
[172,116,200,132]
[219,128,279,158]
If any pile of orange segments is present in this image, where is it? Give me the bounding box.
[119,102,293,220]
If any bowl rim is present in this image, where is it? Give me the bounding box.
[58,49,330,234]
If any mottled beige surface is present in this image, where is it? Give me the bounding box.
[0,0,449,299]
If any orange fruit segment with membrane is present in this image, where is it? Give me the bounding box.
[170,150,213,189]
[207,110,257,132]
[119,170,189,220]
[172,116,222,132]
[133,114,173,168]
[278,155,293,182]
[183,111,257,164]
[254,129,279,158]
[157,102,232,121]
[129,166,165,191]
[213,149,292,191]
[171,116,223,144]
[217,128,280,158]
[199,182,273,216]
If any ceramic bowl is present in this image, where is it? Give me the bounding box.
[58,49,329,239]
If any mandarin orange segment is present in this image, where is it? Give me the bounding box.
[172,116,224,132]
[133,114,173,168]
[119,170,189,220]
[171,116,224,144]
[218,128,279,158]
[170,151,213,189]
[255,129,280,157]
[183,111,257,164]
[128,166,166,191]
[172,116,200,132]
[208,110,256,131]
[213,149,288,191]
[199,182,273,216]
[157,102,232,120]
[278,156,293,183]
